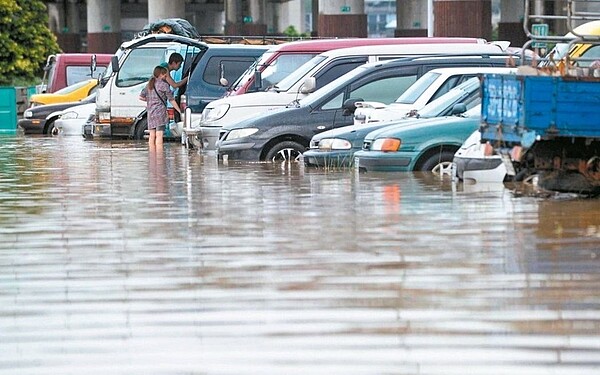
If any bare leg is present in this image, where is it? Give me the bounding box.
[156,130,164,148]
[149,129,156,146]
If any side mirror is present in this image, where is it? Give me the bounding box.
[342,98,363,116]
[252,71,263,91]
[451,103,467,115]
[219,77,229,86]
[300,77,316,94]
[110,55,120,73]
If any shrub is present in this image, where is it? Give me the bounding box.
[0,0,61,85]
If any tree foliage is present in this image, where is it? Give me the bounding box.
[0,0,61,85]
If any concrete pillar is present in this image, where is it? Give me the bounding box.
[498,0,526,47]
[434,0,492,40]
[148,0,185,22]
[396,0,428,37]
[317,0,367,37]
[275,0,308,35]
[47,0,81,52]
[225,0,267,36]
[87,0,121,54]
[187,2,224,34]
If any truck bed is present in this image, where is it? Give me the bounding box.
[480,74,600,146]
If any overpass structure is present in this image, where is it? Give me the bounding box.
[43,0,596,54]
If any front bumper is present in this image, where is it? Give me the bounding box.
[303,149,356,168]
[453,155,506,183]
[217,141,260,161]
[353,150,414,172]
[18,118,46,134]
[92,123,111,138]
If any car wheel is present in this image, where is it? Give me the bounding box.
[44,120,56,136]
[419,150,455,175]
[265,141,305,162]
[134,118,147,140]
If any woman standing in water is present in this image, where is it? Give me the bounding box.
[139,65,182,148]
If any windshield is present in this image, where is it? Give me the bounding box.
[417,77,480,118]
[271,55,327,92]
[260,53,317,89]
[395,71,441,104]
[231,51,275,91]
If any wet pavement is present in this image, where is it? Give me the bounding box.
[1,136,599,375]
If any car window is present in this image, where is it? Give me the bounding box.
[200,55,257,86]
[65,66,106,86]
[275,55,326,91]
[321,91,345,110]
[315,60,366,89]
[351,75,418,105]
[116,47,165,88]
[428,75,464,102]
[395,72,441,104]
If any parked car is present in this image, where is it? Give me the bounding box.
[353,105,481,173]
[29,79,98,107]
[302,73,506,168]
[37,53,111,94]
[18,93,96,135]
[452,129,507,183]
[353,66,517,125]
[217,54,513,162]
[192,42,506,150]
[54,102,96,136]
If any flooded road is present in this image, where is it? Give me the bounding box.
[1,136,599,375]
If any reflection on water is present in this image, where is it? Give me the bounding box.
[1,136,599,375]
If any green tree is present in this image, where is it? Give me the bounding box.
[0,0,61,85]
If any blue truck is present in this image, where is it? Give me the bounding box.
[480,73,600,194]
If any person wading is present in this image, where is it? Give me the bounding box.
[139,65,182,148]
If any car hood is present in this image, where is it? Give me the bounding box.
[311,117,422,142]
[205,90,298,110]
[364,115,479,141]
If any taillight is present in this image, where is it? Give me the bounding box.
[167,108,175,121]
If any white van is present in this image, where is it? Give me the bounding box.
[184,42,509,149]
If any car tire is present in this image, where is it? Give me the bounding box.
[134,118,147,140]
[44,120,56,136]
[265,141,305,162]
[419,150,455,174]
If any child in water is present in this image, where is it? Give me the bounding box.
[139,65,182,148]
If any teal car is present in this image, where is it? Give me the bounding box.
[302,76,483,168]
[354,106,481,173]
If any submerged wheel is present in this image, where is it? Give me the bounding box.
[419,151,455,175]
[134,118,147,140]
[44,120,56,136]
[265,141,305,162]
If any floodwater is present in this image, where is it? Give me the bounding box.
[1,135,599,375]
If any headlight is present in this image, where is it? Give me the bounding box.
[24,110,33,118]
[60,111,78,120]
[202,104,230,122]
[372,138,401,152]
[318,138,352,150]
[97,111,110,123]
[226,128,258,141]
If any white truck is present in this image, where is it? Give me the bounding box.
[188,42,508,150]
[91,34,268,140]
